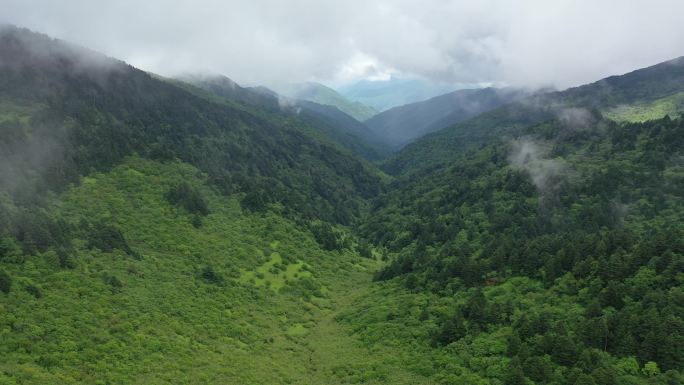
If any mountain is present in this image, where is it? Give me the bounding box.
[361,114,684,384]
[1,25,684,385]
[338,77,456,111]
[177,74,390,160]
[0,26,382,224]
[383,56,684,176]
[353,56,684,384]
[0,25,424,384]
[365,87,529,149]
[274,82,378,121]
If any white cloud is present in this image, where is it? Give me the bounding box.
[2,0,683,89]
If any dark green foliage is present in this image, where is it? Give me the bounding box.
[431,309,466,346]
[86,222,137,258]
[103,273,123,293]
[11,209,71,255]
[357,239,373,258]
[0,26,381,233]
[166,182,209,216]
[0,269,11,294]
[381,102,555,175]
[504,357,526,385]
[24,283,42,298]
[241,190,270,212]
[364,116,684,378]
[310,222,342,251]
[201,265,223,285]
[181,74,390,161]
[191,215,203,228]
[0,237,22,264]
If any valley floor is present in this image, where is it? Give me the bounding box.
[0,158,432,385]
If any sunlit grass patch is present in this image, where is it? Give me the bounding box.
[603,91,684,122]
[285,323,309,337]
[240,251,312,291]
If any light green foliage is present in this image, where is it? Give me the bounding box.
[603,91,684,122]
[643,362,660,377]
[0,100,43,124]
[240,251,312,291]
[0,158,430,384]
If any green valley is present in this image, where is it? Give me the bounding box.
[1,21,683,385]
[0,157,429,384]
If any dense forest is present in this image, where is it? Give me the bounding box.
[0,25,683,384]
[361,114,684,384]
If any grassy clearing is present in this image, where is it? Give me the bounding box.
[240,252,313,291]
[0,99,43,124]
[603,91,684,122]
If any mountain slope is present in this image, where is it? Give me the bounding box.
[0,156,434,384]
[177,74,390,161]
[0,25,427,384]
[560,56,684,107]
[275,82,378,121]
[360,115,684,384]
[365,87,528,148]
[384,56,684,176]
[0,26,384,227]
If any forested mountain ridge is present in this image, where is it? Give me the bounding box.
[365,87,529,149]
[560,56,684,108]
[0,25,406,384]
[0,25,382,226]
[360,114,684,384]
[384,56,684,176]
[177,74,390,161]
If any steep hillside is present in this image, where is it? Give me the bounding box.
[178,74,390,161]
[382,101,556,175]
[0,25,421,384]
[360,115,684,384]
[0,156,440,384]
[275,82,378,121]
[0,26,384,226]
[384,56,684,176]
[561,56,684,108]
[603,91,684,122]
[366,87,528,148]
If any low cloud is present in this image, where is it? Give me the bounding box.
[276,95,302,115]
[2,1,684,89]
[508,138,567,194]
[557,107,594,130]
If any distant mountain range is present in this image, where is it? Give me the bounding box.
[365,87,531,148]
[338,77,457,111]
[177,74,389,160]
[274,82,378,121]
[383,55,684,175]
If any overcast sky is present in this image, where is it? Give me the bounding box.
[3,0,684,89]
